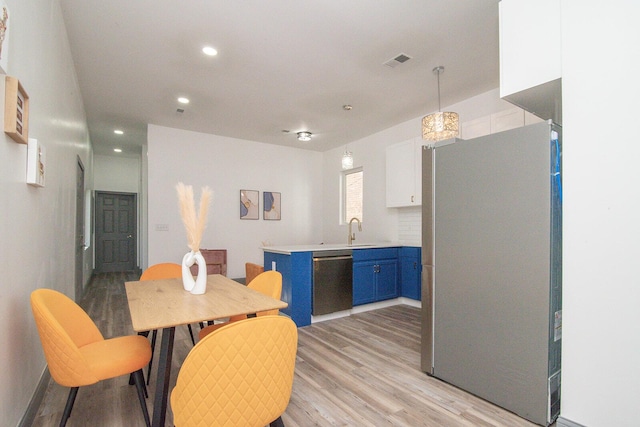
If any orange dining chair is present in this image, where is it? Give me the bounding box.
[245,262,264,286]
[198,270,282,341]
[31,288,151,427]
[139,262,196,384]
[171,315,298,427]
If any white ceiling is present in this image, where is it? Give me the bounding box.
[58,0,500,156]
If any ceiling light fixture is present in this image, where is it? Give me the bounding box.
[202,46,218,56]
[114,148,122,153]
[178,97,190,104]
[342,149,353,170]
[422,66,459,142]
[297,131,312,142]
[114,129,124,135]
[342,104,354,169]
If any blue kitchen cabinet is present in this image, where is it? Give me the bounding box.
[400,247,421,300]
[263,251,313,327]
[353,248,399,306]
[353,260,376,305]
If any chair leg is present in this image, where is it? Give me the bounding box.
[132,369,151,427]
[186,324,196,345]
[147,329,157,385]
[59,387,78,427]
[270,416,285,427]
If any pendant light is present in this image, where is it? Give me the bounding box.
[341,149,353,170]
[422,66,459,142]
[341,104,354,170]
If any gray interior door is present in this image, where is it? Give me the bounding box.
[75,159,85,301]
[95,192,137,272]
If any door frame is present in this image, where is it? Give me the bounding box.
[75,158,85,301]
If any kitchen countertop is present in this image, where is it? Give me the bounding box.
[261,242,403,255]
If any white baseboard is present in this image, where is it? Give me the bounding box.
[311,297,421,324]
[556,416,587,427]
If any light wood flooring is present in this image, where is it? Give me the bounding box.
[31,272,542,427]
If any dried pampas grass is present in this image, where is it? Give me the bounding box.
[176,182,212,252]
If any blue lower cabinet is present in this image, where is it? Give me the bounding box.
[400,247,421,300]
[352,248,399,306]
[353,260,376,305]
[376,259,399,300]
[264,251,313,327]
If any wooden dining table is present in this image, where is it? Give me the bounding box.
[125,274,288,427]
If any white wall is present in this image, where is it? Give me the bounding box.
[147,125,323,278]
[94,154,140,193]
[0,0,91,425]
[560,2,640,426]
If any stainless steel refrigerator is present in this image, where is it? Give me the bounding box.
[420,121,562,426]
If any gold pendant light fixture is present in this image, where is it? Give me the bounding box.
[422,66,459,142]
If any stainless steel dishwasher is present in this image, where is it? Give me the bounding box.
[312,250,353,315]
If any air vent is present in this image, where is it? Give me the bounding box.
[384,53,412,68]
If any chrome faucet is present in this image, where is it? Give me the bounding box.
[348,217,362,246]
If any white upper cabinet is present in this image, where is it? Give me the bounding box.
[386,138,422,207]
[499,0,562,124]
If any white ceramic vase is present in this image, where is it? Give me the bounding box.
[181,250,207,295]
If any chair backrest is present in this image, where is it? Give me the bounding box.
[30,289,103,387]
[140,262,182,281]
[228,270,282,322]
[171,315,298,427]
[245,262,264,285]
[189,249,227,276]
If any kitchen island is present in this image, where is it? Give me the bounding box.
[262,243,420,327]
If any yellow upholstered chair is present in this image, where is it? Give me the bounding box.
[245,262,264,286]
[30,289,151,427]
[140,262,196,383]
[198,270,282,341]
[171,315,298,427]
[140,262,183,281]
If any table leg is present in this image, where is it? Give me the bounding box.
[152,327,175,427]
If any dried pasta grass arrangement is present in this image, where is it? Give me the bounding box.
[176,182,212,294]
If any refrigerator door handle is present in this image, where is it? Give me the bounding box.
[420,264,434,374]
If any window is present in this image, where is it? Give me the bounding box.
[342,167,363,223]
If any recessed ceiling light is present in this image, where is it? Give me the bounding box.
[114,148,122,153]
[202,46,218,56]
[178,97,190,104]
[114,129,124,135]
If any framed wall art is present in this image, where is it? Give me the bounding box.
[240,189,259,220]
[26,138,45,187]
[263,191,281,220]
[4,75,29,144]
[0,3,9,74]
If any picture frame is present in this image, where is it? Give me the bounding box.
[263,191,281,220]
[4,75,29,144]
[240,190,259,220]
[26,138,45,187]
[0,3,10,74]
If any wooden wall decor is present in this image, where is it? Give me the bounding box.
[4,75,29,144]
